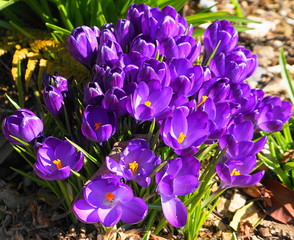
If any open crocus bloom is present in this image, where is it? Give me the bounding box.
[216,156,265,190]
[73,174,148,226]
[34,137,84,180]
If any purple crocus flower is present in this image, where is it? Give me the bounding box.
[169,58,204,97]
[216,157,265,189]
[99,29,117,45]
[156,156,200,227]
[42,74,69,93]
[2,109,44,145]
[203,20,238,62]
[256,96,292,132]
[136,59,170,87]
[197,77,231,103]
[160,107,209,156]
[219,134,267,162]
[97,40,122,67]
[73,174,148,226]
[209,46,258,83]
[200,98,231,141]
[127,4,151,34]
[43,85,64,117]
[67,26,99,69]
[126,81,173,122]
[106,139,161,187]
[102,88,128,117]
[114,19,135,48]
[102,66,125,92]
[117,52,148,83]
[81,105,117,144]
[130,34,158,58]
[160,35,201,63]
[83,82,104,106]
[141,5,191,42]
[34,136,84,180]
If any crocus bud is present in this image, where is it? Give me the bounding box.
[160,35,201,62]
[43,85,64,117]
[97,40,122,67]
[130,34,158,58]
[114,19,135,48]
[102,88,128,117]
[2,109,44,145]
[103,66,125,91]
[67,26,99,69]
[203,20,238,62]
[209,46,258,83]
[42,74,69,92]
[84,82,104,106]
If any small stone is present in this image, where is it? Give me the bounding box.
[228,192,247,212]
[221,232,233,240]
[258,227,272,237]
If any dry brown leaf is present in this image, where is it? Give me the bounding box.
[261,177,294,224]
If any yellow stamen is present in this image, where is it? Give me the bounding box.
[177,132,187,144]
[196,96,208,108]
[105,192,115,201]
[94,122,102,131]
[144,101,151,107]
[231,168,241,176]
[53,159,63,169]
[129,161,139,174]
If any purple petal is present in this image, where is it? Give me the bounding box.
[120,197,148,224]
[161,195,187,227]
[98,205,122,226]
[73,199,100,223]
[173,175,199,196]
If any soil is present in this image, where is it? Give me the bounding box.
[0,0,293,239]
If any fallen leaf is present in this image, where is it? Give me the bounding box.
[229,202,266,231]
[261,177,294,224]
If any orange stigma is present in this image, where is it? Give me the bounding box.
[94,122,102,131]
[105,192,115,201]
[129,161,139,174]
[177,132,187,144]
[230,168,241,176]
[196,96,208,108]
[53,159,63,169]
[144,101,151,107]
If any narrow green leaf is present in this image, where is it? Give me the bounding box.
[11,167,47,187]
[279,48,294,104]
[0,0,18,10]
[5,93,20,109]
[46,22,72,36]
[65,137,98,163]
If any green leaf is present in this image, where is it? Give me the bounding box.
[5,93,20,109]
[0,0,18,10]
[46,22,72,36]
[284,162,294,171]
[279,48,294,104]
[11,167,47,187]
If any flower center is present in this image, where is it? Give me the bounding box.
[105,192,115,201]
[144,101,151,107]
[230,168,241,176]
[94,122,102,131]
[177,132,187,144]
[129,161,139,174]
[196,96,208,108]
[53,159,63,169]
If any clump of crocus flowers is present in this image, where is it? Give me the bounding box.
[2,3,292,231]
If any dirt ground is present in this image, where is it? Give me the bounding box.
[0,0,293,239]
